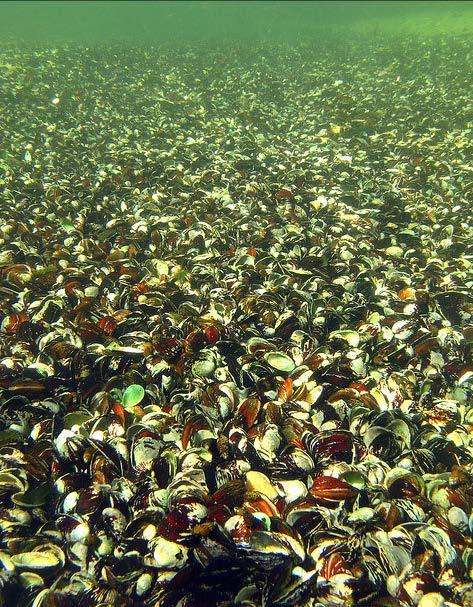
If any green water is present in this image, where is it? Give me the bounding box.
[1,0,473,46]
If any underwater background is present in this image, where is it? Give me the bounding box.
[1,0,473,45]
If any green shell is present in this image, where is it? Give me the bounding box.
[122,384,145,408]
[264,351,295,373]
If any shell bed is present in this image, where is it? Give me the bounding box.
[0,37,472,607]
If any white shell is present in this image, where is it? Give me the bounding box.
[62,491,79,513]
[276,480,307,504]
[153,537,188,569]
[418,593,445,607]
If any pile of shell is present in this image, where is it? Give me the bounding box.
[0,36,472,607]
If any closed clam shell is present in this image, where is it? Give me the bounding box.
[448,506,468,531]
[191,358,216,377]
[385,245,404,258]
[136,572,154,597]
[276,480,308,503]
[246,471,278,500]
[417,594,445,607]
[18,571,44,588]
[153,537,188,569]
[329,329,360,348]
[122,384,145,408]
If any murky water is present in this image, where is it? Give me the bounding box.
[1,0,473,44]
[1,2,473,606]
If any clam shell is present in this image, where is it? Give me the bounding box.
[152,537,189,569]
[264,352,295,373]
[11,550,62,573]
